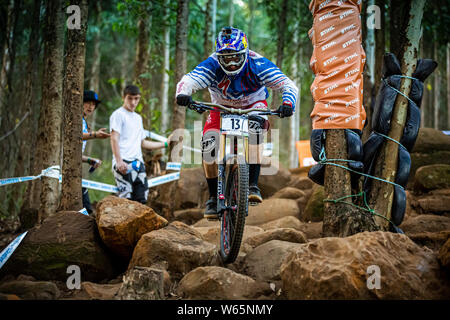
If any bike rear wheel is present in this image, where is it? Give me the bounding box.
[219,160,249,263]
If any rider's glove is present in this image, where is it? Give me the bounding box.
[277,103,293,118]
[176,94,193,106]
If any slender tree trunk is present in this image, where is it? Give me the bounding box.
[369,0,425,230]
[135,9,152,130]
[0,0,13,110]
[273,0,288,166]
[161,0,171,133]
[362,0,375,142]
[202,0,213,125]
[374,0,385,98]
[170,0,189,163]
[38,0,65,222]
[212,0,217,43]
[85,1,101,157]
[228,0,234,26]
[447,42,450,129]
[14,0,42,224]
[248,0,254,45]
[433,35,440,129]
[60,0,88,211]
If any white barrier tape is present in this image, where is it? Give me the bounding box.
[147,172,180,188]
[144,130,202,153]
[78,208,89,216]
[0,231,28,270]
[82,179,119,193]
[0,165,61,187]
[166,162,182,171]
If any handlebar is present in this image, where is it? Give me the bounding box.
[187,101,281,117]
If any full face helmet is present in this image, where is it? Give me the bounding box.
[215,27,249,77]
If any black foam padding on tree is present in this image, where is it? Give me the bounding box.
[395,145,411,188]
[400,103,421,152]
[391,185,406,226]
[310,129,324,162]
[308,163,325,186]
[345,129,363,161]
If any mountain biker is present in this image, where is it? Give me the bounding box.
[175,26,298,219]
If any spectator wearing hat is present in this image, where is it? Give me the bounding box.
[82,90,110,214]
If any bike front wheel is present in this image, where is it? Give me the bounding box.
[220,159,249,264]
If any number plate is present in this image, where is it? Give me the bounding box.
[221,114,248,136]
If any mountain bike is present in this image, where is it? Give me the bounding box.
[186,101,279,263]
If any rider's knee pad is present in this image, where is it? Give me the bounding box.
[201,130,219,164]
[248,115,267,146]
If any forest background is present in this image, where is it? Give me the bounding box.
[0,0,449,223]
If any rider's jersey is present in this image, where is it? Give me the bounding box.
[176,50,299,111]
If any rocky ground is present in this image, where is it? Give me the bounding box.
[0,128,449,300]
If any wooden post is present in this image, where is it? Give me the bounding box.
[369,0,425,230]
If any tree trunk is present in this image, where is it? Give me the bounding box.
[362,0,376,142]
[271,0,288,165]
[447,42,450,129]
[389,0,410,63]
[202,0,213,125]
[60,0,88,211]
[170,0,189,162]
[433,34,440,129]
[228,0,234,26]
[369,0,425,230]
[248,0,254,45]
[14,0,42,224]
[85,1,102,157]
[374,0,385,98]
[38,0,65,222]
[323,130,378,237]
[135,9,152,131]
[161,0,171,133]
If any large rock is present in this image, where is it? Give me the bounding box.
[412,193,450,214]
[128,221,219,280]
[194,225,264,247]
[280,231,450,299]
[116,267,164,300]
[271,187,306,200]
[0,280,60,300]
[246,198,300,226]
[414,165,450,192]
[242,240,300,282]
[65,282,121,300]
[177,266,272,300]
[297,222,324,239]
[400,215,450,234]
[438,238,450,270]
[148,167,209,216]
[173,208,204,225]
[96,196,168,259]
[301,185,324,222]
[243,228,307,249]
[259,168,292,198]
[411,128,450,153]
[288,176,314,191]
[1,211,115,282]
[260,216,304,231]
[408,128,450,188]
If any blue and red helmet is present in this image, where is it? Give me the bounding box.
[215,27,249,77]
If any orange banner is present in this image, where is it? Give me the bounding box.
[308,0,366,130]
[296,140,317,167]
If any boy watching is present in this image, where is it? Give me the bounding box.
[110,85,173,204]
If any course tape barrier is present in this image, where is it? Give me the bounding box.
[144,130,202,153]
[0,166,61,187]
[0,207,90,271]
[0,231,27,270]
[1,164,182,193]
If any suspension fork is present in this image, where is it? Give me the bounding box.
[217,134,227,214]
